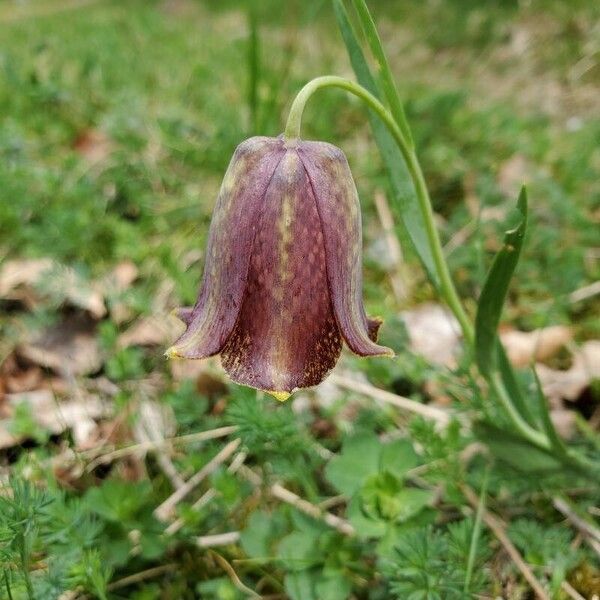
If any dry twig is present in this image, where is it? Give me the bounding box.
[330,373,451,425]
[208,549,261,599]
[165,452,248,536]
[84,425,238,471]
[553,496,600,558]
[107,563,177,591]
[154,438,241,521]
[197,531,241,548]
[238,465,354,536]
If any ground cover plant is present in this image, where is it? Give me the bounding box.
[0,0,599,598]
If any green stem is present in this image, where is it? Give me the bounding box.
[284,75,556,453]
[464,465,489,594]
[491,373,548,448]
[284,76,473,345]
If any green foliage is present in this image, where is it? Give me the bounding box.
[0,0,599,597]
[509,519,582,595]
[475,187,528,378]
[383,521,490,599]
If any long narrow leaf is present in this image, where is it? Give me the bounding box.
[333,0,439,287]
[497,342,536,427]
[475,187,528,376]
[247,5,259,133]
[532,367,568,455]
[350,0,413,147]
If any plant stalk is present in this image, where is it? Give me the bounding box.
[283,75,555,453]
[284,76,472,344]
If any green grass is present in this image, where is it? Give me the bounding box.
[0,0,599,598]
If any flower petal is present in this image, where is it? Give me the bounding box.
[221,149,343,394]
[168,137,285,359]
[299,141,393,357]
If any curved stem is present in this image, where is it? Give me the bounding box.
[491,373,548,448]
[284,76,473,345]
[284,75,558,454]
[285,76,380,141]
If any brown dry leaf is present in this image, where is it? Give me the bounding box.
[102,260,139,323]
[400,303,462,368]
[0,258,107,317]
[118,315,172,349]
[550,409,576,439]
[0,354,43,394]
[536,341,600,404]
[18,315,103,377]
[500,325,572,368]
[0,389,111,449]
[51,264,106,318]
[0,258,53,301]
[72,129,113,163]
[102,260,138,293]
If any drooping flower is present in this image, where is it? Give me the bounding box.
[167,135,393,400]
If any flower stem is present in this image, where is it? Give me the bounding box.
[284,75,554,452]
[284,76,473,344]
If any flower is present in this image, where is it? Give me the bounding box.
[167,135,393,400]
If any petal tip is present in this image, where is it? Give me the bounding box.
[165,346,181,360]
[268,390,292,402]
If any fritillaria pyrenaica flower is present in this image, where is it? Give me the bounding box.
[167,135,393,400]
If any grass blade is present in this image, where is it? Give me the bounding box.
[464,466,489,594]
[475,187,528,377]
[532,367,567,455]
[333,0,439,287]
[350,0,413,147]
[497,342,536,427]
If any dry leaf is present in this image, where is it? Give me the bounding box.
[103,261,139,323]
[102,260,139,293]
[400,303,462,367]
[0,258,52,298]
[0,389,111,449]
[0,259,107,317]
[536,341,600,404]
[118,315,172,348]
[49,264,106,318]
[500,325,572,368]
[72,129,113,163]
[18,314,103,377]
[550,409,576,439]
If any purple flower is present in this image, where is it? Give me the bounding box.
[167,136,393,400]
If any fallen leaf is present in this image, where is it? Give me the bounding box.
[536,340,600,404]
[118,315,172,348]
[72,129,113,163]
[0,389,111,449]
[0,258,52,299]
[102,260,139,293]
[18,314,103,377]
[0,258,107,317]
[102,261,139,323]
[400,303,462,367]
[500,325,572,368]
[550,409,576,439]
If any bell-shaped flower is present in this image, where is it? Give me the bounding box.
[167,136,393,400]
